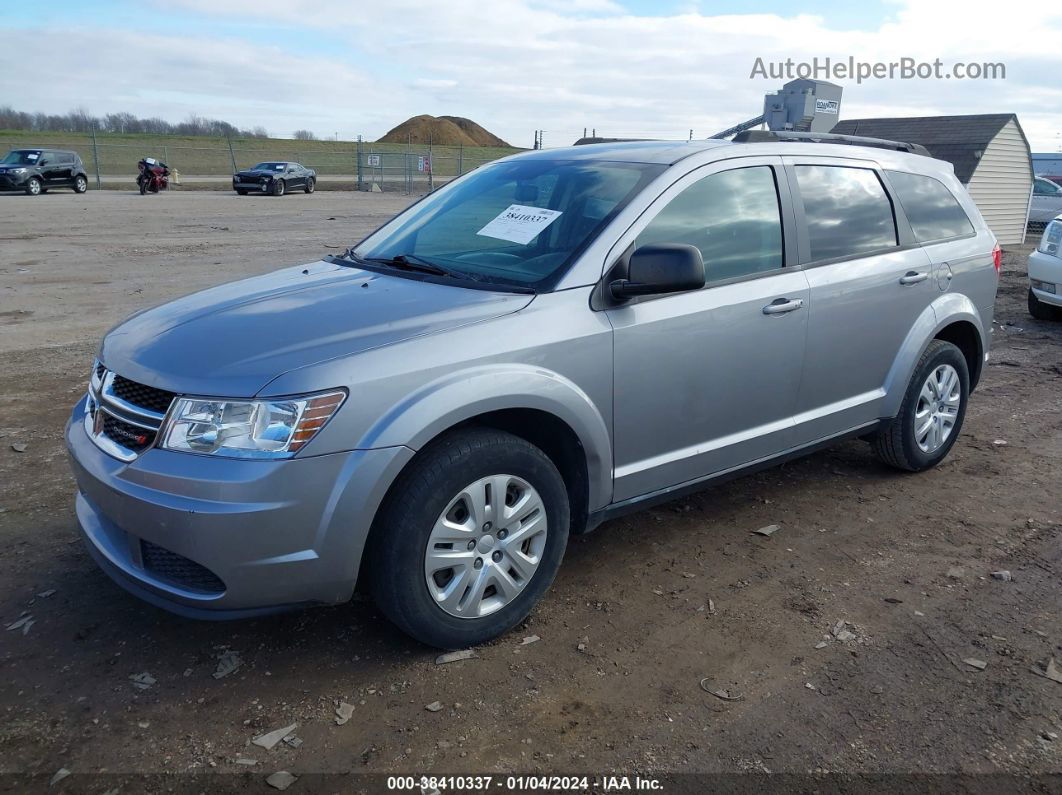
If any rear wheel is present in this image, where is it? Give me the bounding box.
[368,427,570,648]
[1028,288,1062,321]
[25,177,41,196]
[872,339,969,472]
[304,177,315,194]
[272,179,286,196]
[73,175,88,193]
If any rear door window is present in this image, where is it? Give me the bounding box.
[794,165,897,261]
[886,170,974,242]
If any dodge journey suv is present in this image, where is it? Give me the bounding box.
[67,133,999,648]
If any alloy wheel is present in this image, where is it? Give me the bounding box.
[913,364,961,453]
[424,474,548,619]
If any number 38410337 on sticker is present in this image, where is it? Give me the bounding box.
[476,204,563,245]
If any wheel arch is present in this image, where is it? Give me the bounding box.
[357,365,612,529]
[881,295,988,418]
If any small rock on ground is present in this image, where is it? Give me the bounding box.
[266,771,297,791]
[253,723,297,750]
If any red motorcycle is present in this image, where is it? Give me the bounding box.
[136,158,169,194]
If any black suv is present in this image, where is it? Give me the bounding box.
[0,149,90,195]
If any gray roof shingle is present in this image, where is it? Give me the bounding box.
[830,114,1024,183]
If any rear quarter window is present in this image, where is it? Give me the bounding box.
[794,165,898,261]
[886,170,974,242]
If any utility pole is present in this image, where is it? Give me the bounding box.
[90,126,101,190]
[689,129,693,141]
[226,135,237,173]
[356,135,363,191]
[427,130,434,192]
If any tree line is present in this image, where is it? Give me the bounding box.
[0,106,319,140]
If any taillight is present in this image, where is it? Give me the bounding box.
[992,243,1001,273]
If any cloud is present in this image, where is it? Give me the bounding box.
[4,1,1062,148]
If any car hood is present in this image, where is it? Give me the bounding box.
[100,260,534,397]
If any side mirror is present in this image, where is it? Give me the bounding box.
[609,244,705,301]
[38,159,49,166]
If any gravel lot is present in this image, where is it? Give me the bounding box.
[0,191,1060,791]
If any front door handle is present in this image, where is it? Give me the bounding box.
[762,297,804,315]
[899,271,929,285]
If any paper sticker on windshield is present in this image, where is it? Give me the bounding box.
[26,153,38,160]
[477,204,562,245]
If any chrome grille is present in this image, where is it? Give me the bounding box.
[85,361,175,462]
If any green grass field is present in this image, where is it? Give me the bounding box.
[0,129,523,179]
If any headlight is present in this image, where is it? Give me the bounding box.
[160,390,345,458]
[1039,220,1062,257]
[11,168,27,174]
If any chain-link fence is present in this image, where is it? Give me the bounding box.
[355,147,502,193]
[0,134,518,192]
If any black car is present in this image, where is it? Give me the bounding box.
[232,161,316,196]
[0,149,89,195]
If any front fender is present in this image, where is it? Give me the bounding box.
[881,293,987,418]
[356,364,613,510]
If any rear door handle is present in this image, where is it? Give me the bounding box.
[762,298,804,315]
[899,271,929,285]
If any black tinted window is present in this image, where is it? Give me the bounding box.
[795,166,897,260]
[887,170,974,242]
[637,166,783,282]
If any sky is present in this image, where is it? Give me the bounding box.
[2,0,1061,150]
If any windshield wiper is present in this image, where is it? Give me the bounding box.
[337,250,536,294]
[362,253,474,281]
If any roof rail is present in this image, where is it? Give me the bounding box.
[732,129,932,157]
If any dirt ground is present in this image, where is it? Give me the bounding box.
[0,191,1059,792]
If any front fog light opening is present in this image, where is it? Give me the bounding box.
[161,390,345,458]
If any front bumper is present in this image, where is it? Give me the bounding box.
[1029,250,1062,308]
[66,396,413,618]
[0,172,29,190]
[234,180,270,191]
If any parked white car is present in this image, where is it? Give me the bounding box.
[1030,177,1062,224]
[1029,215,1062,320]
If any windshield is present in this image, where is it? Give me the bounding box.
[353,158,663,289]
[1,150,41,165]
[252,162,287,171]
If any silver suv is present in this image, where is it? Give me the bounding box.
[67,134,999,648]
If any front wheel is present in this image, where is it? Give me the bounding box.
[1029,288,1062,321]
[73,175,88,193]
[25,177,41,196]
[872,339,969,472]
[368,428,570,648]
[236,189,248,196]
[304,177,315,194]
[139,177,147,195]
[272,179,286,196]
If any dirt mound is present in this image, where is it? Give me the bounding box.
[438,116,510,147]
[378,114,510,148]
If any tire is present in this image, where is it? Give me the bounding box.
[73,175,88,194]
[368,427,570,649]
[304,177,315,194]
[236,189,248,196]
[272,179,286,196]
[1028,288,1062,321]
[872,339,969,472]
[25,177,41,196]
[139,177,147,195]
